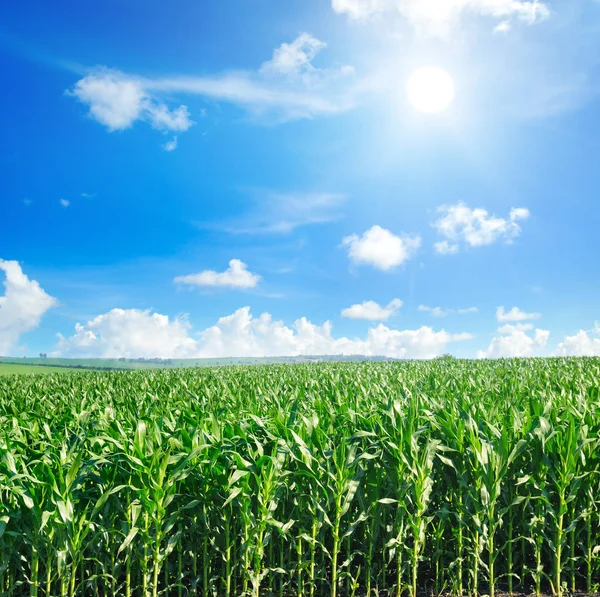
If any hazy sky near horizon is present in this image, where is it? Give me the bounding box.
[1,0,600,359]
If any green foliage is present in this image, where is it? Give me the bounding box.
[1,358,599,597]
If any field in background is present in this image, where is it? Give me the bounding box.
[0,357,161,372]
[0,363,85,375]
[1,358,599,597]
[0,355,398,373]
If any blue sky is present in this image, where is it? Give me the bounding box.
[1,0,600,359]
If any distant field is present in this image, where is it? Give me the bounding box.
[0,363,84,375]
[0,354,395,372]
[0,357,160,371]
[0,357,272,372]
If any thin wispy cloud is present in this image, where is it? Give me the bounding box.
[205,191,348,235]
[145,34,356,121]
[68,33,358,140]
[419,305,478,317]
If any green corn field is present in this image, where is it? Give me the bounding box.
[1,358,600,597]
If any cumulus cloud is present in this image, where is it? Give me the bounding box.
[555,323,600,356]
[331,0,549,36]
[0,260,57,355]
[70,71,145,131]
[174,259,261,290]
[432,203,530,252]
[477,323,549,358]
[342,225,421,270]
[59,199,70,208]
[53,306,473,359]
[341,298,403,321]
[496,306,541,322]
[69,69,194,133]
[54,309,197,359]
[419,305,478,317]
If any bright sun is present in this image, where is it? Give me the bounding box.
[406,67,455,114]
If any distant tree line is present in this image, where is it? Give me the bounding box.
[118,357,174,365]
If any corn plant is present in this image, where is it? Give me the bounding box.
[1,358,600,597]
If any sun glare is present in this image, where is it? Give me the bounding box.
[406,67,455,114]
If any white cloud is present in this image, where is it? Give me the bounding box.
[497,322,533,333]
[477,323,549,358]
[260,33,327,77]
[174,259,261,290]
[432,203,530,252]
[216,191,347,234]
[0,260,57,355]
[496,306,541,322]
[59,199,70,208]
[477,306,547,357]
[70,35,357,128]
[419,305,478,317]
[458,307,478,315]
[163,136,178,152]
[494,20,511,33]
[53,305,473,359]
[145,104,192,132]
[54,309,197,359]
[332,0,549,36]
[70,70,145,131]
[434,241,459,255]
[342,298,403,321]
[555,322,600,357]
[332,0,385,19]
[69,68,194,133]
[146,71,356,122]
[342,225,421,270]
[419,305,445,317]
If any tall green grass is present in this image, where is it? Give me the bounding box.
[1,358,599,597]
